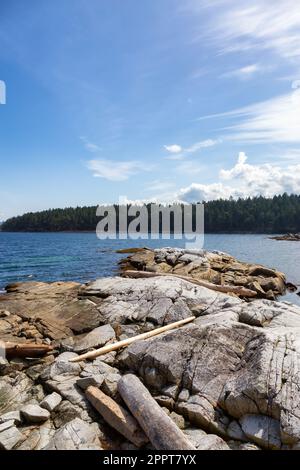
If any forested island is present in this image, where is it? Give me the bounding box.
[1,193,300,233]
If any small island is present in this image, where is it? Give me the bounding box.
[270,233,300,241]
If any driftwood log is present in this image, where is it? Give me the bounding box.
[1,341,53,359]
[118,374,195,450]
[85,386,148,447]
[69,316,195,362]
[122,269,257,298]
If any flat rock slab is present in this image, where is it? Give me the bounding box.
[44,417,102,450]
[80,275,241,330]
[69,324,115,353]
[21,404,50,424]
[0,281,102,341]
[0,420,24,450]
[0,411,22,425]
[40,392,62,412]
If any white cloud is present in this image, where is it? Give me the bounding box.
[165,138,219,160]
[80,136,102,153]
[164,144,182,153]
[227,89,300,144]
[176,152,300,202]
[202,0,300,60]
[197,88,300,144]
[221,63,262,79]
[87,159,146,181]
[177,182,233,202]
[113,152,300,204]
[185,139,219,153]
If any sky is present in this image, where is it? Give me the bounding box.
[0,0,300,219]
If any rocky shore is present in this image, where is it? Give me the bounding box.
[270,233,300,241]
[1,248,300,450]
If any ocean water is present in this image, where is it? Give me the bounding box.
[0,232,299,305]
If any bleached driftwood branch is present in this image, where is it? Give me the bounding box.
[118,374,195,450]
[69,316,195,362]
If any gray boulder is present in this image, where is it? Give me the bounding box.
[21,404,50,424]
[40,392,62,412]
[44,418,102,450]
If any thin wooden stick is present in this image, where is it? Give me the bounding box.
[69,316,196,362]
[122,270,257,298]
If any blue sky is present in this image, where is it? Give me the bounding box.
[1,0,300,219]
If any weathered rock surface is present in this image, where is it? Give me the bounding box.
[16,421,55,450]
[40,392,62,412]
[21,405,50,424]
[80,275,242,331]
[184,428,230,450]
[121,301,300,448]
[0,420,24,450]
[44,418,102,450]
[0,411,22,425]
[1,248,300,451]
[239,414,281,450]
[0,372,44,414]
[61,324,115,353]
[119,248,287,299]
[0,281,101,342]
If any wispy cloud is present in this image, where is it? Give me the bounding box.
[86,159,148,181]
[164,139,219,160]
[199,0,300,61]
[220,63,263,80]
[80,136,102,153]
[226,89,300,144]
[196,89,300,144]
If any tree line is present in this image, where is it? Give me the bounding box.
[1,194,300,234]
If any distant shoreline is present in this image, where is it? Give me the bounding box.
[0,230,290,235]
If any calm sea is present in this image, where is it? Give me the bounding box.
[0,232,299,305]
